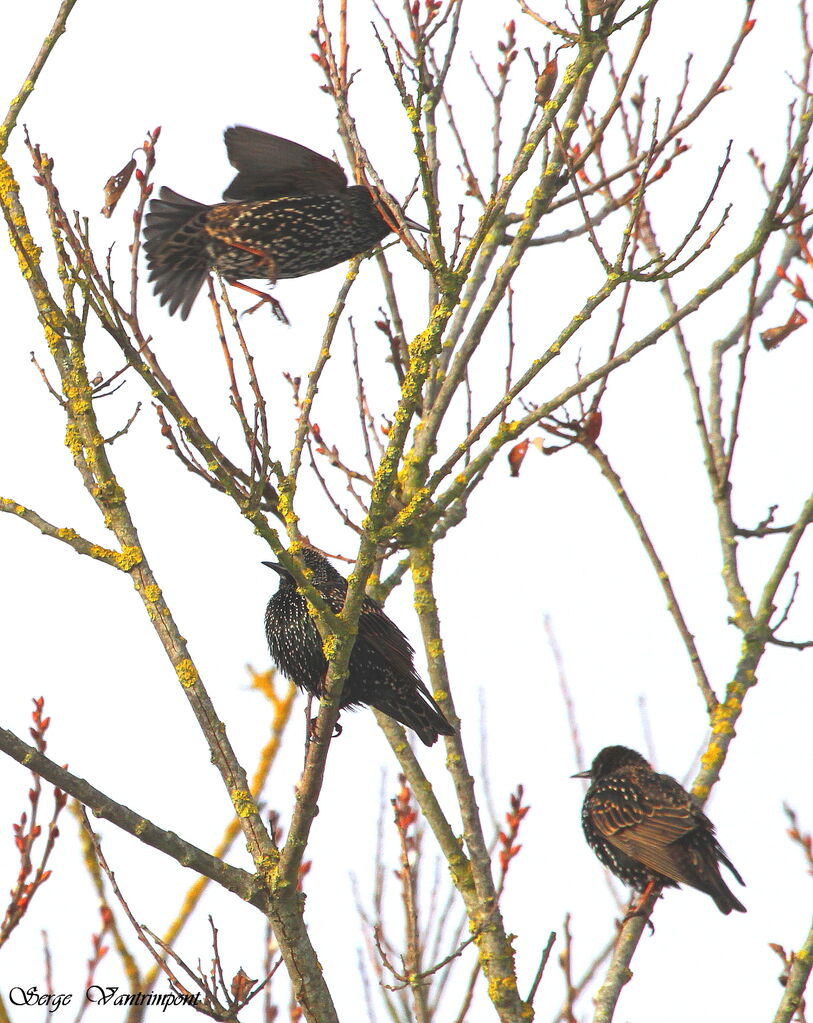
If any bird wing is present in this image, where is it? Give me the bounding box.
[715,841,746,888]
[314,571,419,682]
[223,126,348,201]
[590,775,700,884]
[358,596,422,682]
[293,551,423,685]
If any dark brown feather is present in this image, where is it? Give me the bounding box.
[263,547,454,746]
[144,127,415,319]
[223,126,347,201]
[578,746,746,914]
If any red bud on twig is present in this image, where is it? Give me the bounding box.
[508,439,530,476]
[536,57,558,106]
[761,308,807,350]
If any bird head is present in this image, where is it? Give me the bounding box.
[572,745,649,781]
[262,547,344,588]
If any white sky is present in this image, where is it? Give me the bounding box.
[1,2,811,1021]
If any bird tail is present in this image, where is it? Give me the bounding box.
[143,187,211,319]
[710,843,746,914]
[375,688,455,747]
[710,882,747,915]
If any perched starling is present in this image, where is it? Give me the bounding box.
[144,126,420,319]
[263,547,454,747]
[575,746,746,914]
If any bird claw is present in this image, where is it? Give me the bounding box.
[307,716,343,743]
[620,907,656,934]
[225,278,291,324]
[621,882,659,931]
[242,292,290,324]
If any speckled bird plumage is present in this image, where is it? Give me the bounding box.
[263,547,454,747]
[144,127,407,319]
[576,746,746,914]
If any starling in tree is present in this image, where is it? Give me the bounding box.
[263,547,454,747]
[575,745,746,914]
[144,126,421,320]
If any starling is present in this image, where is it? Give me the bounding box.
[144,126,421,319]
[263,547,454,747]
[575,745,746,914]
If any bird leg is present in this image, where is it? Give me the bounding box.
[622,881,660,926]
[307,716,344,741]
[304,694,317,754]
[304,691,343,745]
[226,279,290,324]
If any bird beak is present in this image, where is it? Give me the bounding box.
[571,769,592,779]
[404,215,429,233]
[262,560,286,575]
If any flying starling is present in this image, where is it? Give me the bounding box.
[575,745,746,914]
[143,126,421,319]
[263,547,454,747]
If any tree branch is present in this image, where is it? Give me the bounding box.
[0,724,265,909]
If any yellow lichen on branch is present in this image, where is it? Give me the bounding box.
[0,157,42,277]
[175,659,199,689]
[230,789,259,819]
